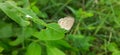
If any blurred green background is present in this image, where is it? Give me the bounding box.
[0,0,120,55]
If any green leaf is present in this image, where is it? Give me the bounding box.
[9,27,34,46]
[107,42,118,52]
[0,46,4,53]
[33,23,65,40]
[53,40,71,48]
[47,23,66,33]
[31,5,48,18]
[48,40,72,50]
[0,1,29,27]
[0,21,13,38]
[26,42,41,55]
[0,1,60,33]
[0,1,48,27]
[47,46,65,55]
[75,8,93,20]
[0,1,47,27]
[12,50,18,55]
[112,50,120,55]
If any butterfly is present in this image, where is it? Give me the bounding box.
[58,16,74,30]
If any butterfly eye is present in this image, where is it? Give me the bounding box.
[61,21,64,24]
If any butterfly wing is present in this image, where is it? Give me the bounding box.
[58,16,74,30]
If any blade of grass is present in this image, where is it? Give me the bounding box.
[94,12,110,35]
[51,0,72,18]
[109,1,120,26]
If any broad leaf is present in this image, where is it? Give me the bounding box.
[9,27,34,46]
[0,21,13,38]
[48,40,72,50]
[26,42,41,55]
[0,1,29,27]
[0,46,4,53]
[47,46,65,55]
[33,23,65,40]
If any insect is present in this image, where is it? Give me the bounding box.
[58,16,74,30]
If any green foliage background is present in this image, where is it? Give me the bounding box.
[0,0,120,55]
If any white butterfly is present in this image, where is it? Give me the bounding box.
[58,16,74,30]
